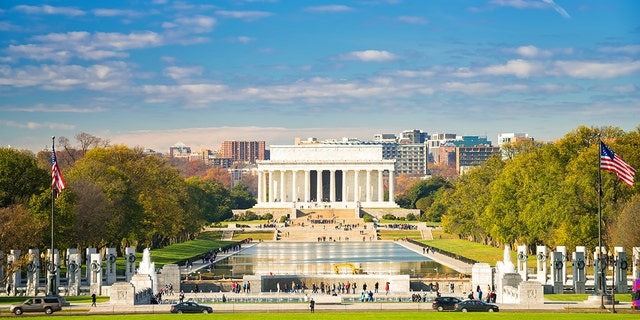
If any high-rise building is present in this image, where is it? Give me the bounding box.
[169,142,191,158]
[220,141,267,163]
[497,133,532,146]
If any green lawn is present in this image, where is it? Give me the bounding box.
[420,238,507,265]
[233,230,275,241]
[378,230,422,240]
[144,231,234,267]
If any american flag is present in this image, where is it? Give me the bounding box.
[51,143,66,199]
[600,141,636,187]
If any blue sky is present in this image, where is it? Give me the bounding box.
[1,0,639,153]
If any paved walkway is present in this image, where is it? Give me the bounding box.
[180,242,260,276]
[395,240,474,275]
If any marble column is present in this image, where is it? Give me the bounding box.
[329,170,336,202]
[388,170,395,203]
[365,170,372,202]
[268,171,274,203]
[280,170,285,202]
[342,170,347,202]
[316,170,323,202]
[257,171,264,203]
[291,170,297,202]
[354,170,360,202]
[304,170,310,202]
[378,170,384,202]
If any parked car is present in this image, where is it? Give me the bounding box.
[170,301,213,314]
[9,296,63,315]
[454,299,499,312]
[432,296,462,311]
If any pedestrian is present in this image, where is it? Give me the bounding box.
[374,282,379,293]
[6,283,11,296]
[309,298,315,313]
[91,293,97,307]
[385,282,389,295]
[179,290,185,303]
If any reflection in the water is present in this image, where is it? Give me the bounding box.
[209,242,457,277]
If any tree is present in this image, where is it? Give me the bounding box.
[0,205,46,253]
[0,148,49,208]
[202,167,232,188]
[230,183,257,209]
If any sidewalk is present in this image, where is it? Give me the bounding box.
[179,242,260,276]
[395,240,474,274]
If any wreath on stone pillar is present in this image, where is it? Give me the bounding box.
[68,261,79,274]
[536,252,546,262]
[128,254,136,263]
[90,261,102,272]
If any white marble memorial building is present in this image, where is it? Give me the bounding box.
[254,145,398,209]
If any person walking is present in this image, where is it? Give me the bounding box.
[91,293,97,307]
[309,298,315,313]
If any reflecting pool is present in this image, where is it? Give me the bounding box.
[210,242,457,277]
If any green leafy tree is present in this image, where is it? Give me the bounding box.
[0,148,48,207]
[230,183,257,209]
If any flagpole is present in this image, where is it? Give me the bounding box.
[50,136,56,296]
[597,138,605,309]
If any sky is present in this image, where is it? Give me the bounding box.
[1,0,639,153]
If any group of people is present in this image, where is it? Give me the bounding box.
[467,285,496,303]
[230,281,251,293]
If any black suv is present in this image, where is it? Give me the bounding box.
[10,296,63,315]
[432,296,461,311]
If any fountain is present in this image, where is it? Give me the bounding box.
[136,248,158,294]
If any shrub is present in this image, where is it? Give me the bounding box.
[382,214,396,220]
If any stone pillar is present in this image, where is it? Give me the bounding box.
[257,171,263,203]
[86,248,97,285]
[572,247,586,294]
[316,170,323,202]
[279,170,285,202]
[365,170,372,203]
[353,170,360,202]
[67,253,81,296]
[65,248,77,278]
[304,170,310,202]
[26,249,39,296]
[551,251,563,294]
[291,170,297,203]
[342,170,347,203]
[614,247,628,293]
[329,170,336,202]
[105,248,117,285]
[593,247,606,295]
[388,170,395,203]
[536,246,547,284]
[45,249,60,296]
[90,253,103,295]
[516,245,528,281]
[634,247,640,281]
[7,250,20,296]
[268,171,274,203]
[377,170,384,202]
[125,247,137,282]
[556,246,567,284]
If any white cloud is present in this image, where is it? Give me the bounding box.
[598,45,640,55]
[396,16,429,25]
[233,36,255,44]
[340,50,398,62]
[0,63,132,91]
[553,60,640,79]
[0,120,76,130]
[167,16,217,33]
[514,45,553,58]
[392,70,435,78]
[163,66,204,80]
[215,10,273,21]
[482,59,542,78]
[302,5,354,13]
[3,104,105,113]
[92,8,142,18]
[490,0,570,18]
[13,5,85,16]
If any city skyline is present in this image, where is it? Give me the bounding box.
[1,1,639,153]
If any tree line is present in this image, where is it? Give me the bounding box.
[0,134,255,254]
[396,125,639,253]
